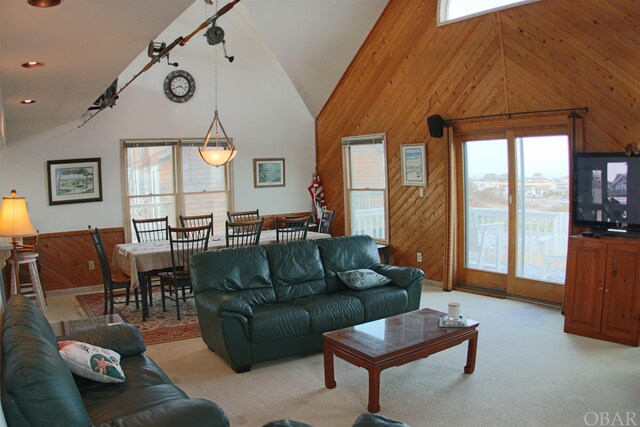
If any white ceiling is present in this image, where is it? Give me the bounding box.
[0,0,388,144]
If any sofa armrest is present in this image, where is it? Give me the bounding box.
[373,265,424,288]
[97,398,229,427]
[196,291,253,318]
[59,323,146,357]
[216,294,254,318]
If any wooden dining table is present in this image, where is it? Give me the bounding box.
[112,229,331,321]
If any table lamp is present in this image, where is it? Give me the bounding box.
[0,190,38,289]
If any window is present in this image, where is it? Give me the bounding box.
[342,134,389,243]
[122,139,232,241]
[457,128,570,303]
[438,0,539,26]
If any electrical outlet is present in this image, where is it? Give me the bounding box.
[88,260,95,271]
[417,252,422,262]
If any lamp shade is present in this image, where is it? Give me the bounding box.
[199,147,238,167]
[200,110,237,167]
[0,190,37,238]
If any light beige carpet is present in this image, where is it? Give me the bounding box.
[145,285,640,427]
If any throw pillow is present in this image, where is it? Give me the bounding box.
[58,340,125,384]
[337,269,391,290]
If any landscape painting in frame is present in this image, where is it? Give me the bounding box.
[401,144,427,186]
[47,158,103,205]
[254,158,285,188]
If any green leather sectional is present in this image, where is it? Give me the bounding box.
[191,235,424,373]
[1,294,229,427]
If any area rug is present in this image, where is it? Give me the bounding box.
[76,288,201,345]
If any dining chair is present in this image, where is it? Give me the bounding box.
[225,219,264,248]
[227,209,260,222]
[179,213,214,229]
[318,209,336,235]
[89,227,139,315]
[159,224,211,320]
[132,216,169,305]
[276,215,310,243]
[132,216,169,242]
[179,213,214,238]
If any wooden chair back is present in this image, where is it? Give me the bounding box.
[227,209,260,222]
[89,227,114,287]
[132,216,169,242]
[318,209,335,235]
[276,215,310,243]
[179,213,214,234]
[167,224,212,274]
[225,219,264,248]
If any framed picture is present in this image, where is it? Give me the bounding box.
[47,158,103,205]
[401,143,427,186]
[253,158,285,188]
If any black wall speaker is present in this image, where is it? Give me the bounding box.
[427,114,445,138]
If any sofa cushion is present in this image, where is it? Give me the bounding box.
[79,354,187,424]
[290,295,364,333]
[58,340,126,383]
[60,323,146,357]
[1,295,93,427]
[250,304,310,342]
[337,269,391,290]
[191,245,277,305]
[317,236,381,293]
[339,286,409,322]
[266,240,326,301]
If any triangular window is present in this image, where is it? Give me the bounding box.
[438,0,539,26]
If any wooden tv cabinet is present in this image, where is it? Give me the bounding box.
[564,235,640,346]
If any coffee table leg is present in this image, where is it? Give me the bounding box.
[367,367,381,413]
[323,344,336,389]
[464,330,478,374]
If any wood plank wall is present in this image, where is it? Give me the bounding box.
[316,0,640,281]
[34,228,124,292]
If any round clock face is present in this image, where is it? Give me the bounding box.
[164,70,196,103]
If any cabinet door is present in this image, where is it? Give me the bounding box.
[601,242,640,344]
[564,238,606,335]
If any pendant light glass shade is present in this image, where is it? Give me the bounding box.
[199,110,237,167]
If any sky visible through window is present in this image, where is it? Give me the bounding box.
[466,136,569,179]
[446,0,534,21]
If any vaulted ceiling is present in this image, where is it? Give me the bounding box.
[0,0,388,144]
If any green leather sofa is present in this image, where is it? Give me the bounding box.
[1,294,229,427]
[191,235,424,373]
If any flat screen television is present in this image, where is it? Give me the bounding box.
[573,152,640,232]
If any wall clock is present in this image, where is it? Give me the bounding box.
[163,70,196,103]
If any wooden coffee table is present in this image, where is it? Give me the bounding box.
[323,308,479,412]
[50,314,124,337]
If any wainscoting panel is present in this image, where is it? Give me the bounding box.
[31,212,314,292]
[35,228,125,292]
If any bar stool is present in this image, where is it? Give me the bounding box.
[7,253,46,312]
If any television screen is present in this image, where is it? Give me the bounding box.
[573,152,640,231]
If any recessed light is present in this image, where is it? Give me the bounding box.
[21,99,36,104]
[28,0,61,6]
[22,61,45,68]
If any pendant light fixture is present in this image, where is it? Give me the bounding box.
[199,3,237,167]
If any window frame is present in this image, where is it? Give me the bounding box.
[342,133,390,244]
[437,0,540,26]
[121,138,233,242]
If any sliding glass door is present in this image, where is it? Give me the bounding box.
[457,129,569,303]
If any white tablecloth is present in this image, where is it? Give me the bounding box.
[112,230,330,288]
